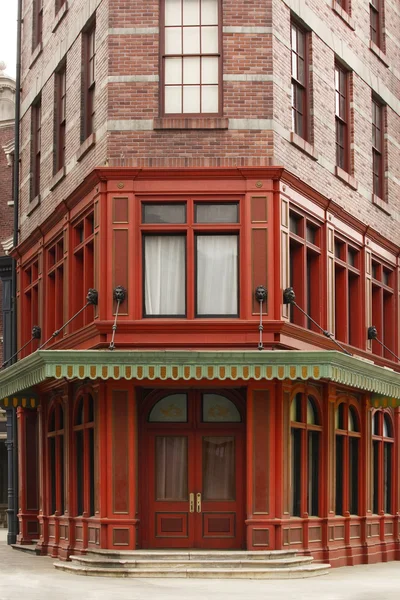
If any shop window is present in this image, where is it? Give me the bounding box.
[162,0,221,115]
[372,411,393,514]
[21,258,40,357]
[142,200,239,318]
[370,258,394,358]
[334,237,361,348]
[73,392,95,517]
[290,393,321,517]
[288,209,321,331]
[291,21,309,141]
[47,400,65,515]
[71,211,95,331]
[335,63,350,172]
[45,237,64,344]
[335,399,361,516]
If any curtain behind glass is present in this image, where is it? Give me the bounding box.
[145,235,185,315]
[197,235,238,315]
[156,436,188,501]
[203,436,235,500]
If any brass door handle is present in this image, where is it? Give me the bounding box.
[196,492,202,513]
[189,493,195,513]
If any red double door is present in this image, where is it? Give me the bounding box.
[141,391,245,549]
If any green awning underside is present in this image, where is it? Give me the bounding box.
[0,350,399,408]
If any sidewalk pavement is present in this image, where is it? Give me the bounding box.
[0,530,399,600]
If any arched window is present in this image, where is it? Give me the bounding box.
[290,392,322,517]
[73,392,95,517]
[372,411,394,514]
[335,399,361,515]
[47,400,64,515]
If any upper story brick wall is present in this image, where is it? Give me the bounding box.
[18,0,400,246]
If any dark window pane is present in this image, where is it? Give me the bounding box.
[89,428,95,517]
[384,442,392,514]
[143,204,186,224]
[308,431,319,516]
[49,437,56,515]
[195,203,238,223]
[373,440,379,514]
[335,435,344,515]
[291,428,302,516]
[349,437,359,514]
[60,436,65,514]
[76,430,84,515]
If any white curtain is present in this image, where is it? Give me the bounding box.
[203,437,235,501]
[156,436,188,501]
[197,235,238,315]
[145,236,185,315]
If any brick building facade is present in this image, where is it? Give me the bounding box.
[1,0,399,573]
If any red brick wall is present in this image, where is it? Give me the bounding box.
[18,0,400,247]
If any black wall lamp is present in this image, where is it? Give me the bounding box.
[255,286,267,350]
[109,286,127,350]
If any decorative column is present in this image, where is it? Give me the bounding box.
[16,407,39,544]
[6,408,17,544]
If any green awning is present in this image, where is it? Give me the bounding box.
[0,349,399,406]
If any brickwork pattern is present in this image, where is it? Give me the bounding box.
[18,0,400,245]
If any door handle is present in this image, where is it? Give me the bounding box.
[196,492,202,513]
[189,493,195,513]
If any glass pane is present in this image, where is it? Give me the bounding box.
[290,393,302,422]
[165,0,182,26]
[291,26,297,52]
[165,27,182,54]
[348,405,358,432]
[165,86,182,113]
[143,203,186,224]
[201,85,218,113]
[349,437,359,514]
[165,57,182,84]
[202,0,218,25]
[372,412,379,436]
[75,397,84,426]
[372,439,379,513]
[156,436,188,500]
[183,0,200,25]
[307,396,318,425]
[335,435,343,515]
[183,26,200,53]
[196,235,238,315]
[291,428,301,516]
[183,85,200,113]
[144,235,186,315]
[291,52,297,79]
[149,394,188,422]
[201,56,218,84]
[203,436,235,500]
[383,414,392,438]
[49,409,56,432]
[202,394,241,422]
[195,203,238,223]
[201,26,218,52]
[335,403,345,429]
[384,442,392,513]
[308,431,319,516]
[184,57,200,84]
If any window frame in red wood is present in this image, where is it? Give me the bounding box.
[21,257,40,357]
[335,397,361,516]
[335,63,350,173]
[54,63,67,173]
[371,410,394,515]
[333,236,362,348]
[81,24,96,142]
[31,98,42,201]
[47,399,65,516]
[160,0,222,117]
[291,21,309,141]
[139,197,242,319]
[370,256,395,359]
[44,235,65,344]
[372,98,385,201]
[70,210,95,331]
[73,390,95,517]
[290,389,322,518]
[288,207,322,332]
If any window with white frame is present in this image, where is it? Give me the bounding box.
[162,0,220,115]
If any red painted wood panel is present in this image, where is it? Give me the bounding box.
[112,390,129,514]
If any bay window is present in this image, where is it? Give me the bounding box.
[142,201,239,318]
[335,400,361,516]
[372,411,393,514]
[162,0,221,115]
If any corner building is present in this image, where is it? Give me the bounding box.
[1,0,400,568]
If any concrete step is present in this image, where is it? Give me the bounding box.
[54,562,331,579]
[84,549,300,561]
[70,555,315,570]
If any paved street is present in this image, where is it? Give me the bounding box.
[0,530,399,600]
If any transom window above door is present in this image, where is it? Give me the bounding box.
[162,0,221,115]
[142,200,240,318]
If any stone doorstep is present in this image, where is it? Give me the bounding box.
[84,549,299,559]
[69,556,315,569]
[53,562,331,579]
[11,543,40,555]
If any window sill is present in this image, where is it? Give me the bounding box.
[52,1,68,33]
[154,117,229,130]
[335,166,358,190]
[50,166,66,190]
[29,43,43,70]
[27,194,40,216]
[372,193,391,215]
[76,133,96,162]
[369,41,389,67]
[290,132,318,161]
[332,1,355,30]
